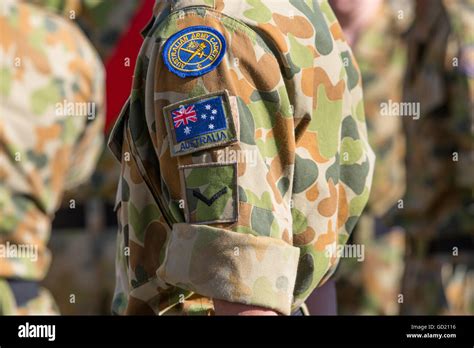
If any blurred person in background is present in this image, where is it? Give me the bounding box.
[36,0,147,315]
[329,0,474,316]
[325,0,411,315]
[0,0,105,314]
[396,0,473,315]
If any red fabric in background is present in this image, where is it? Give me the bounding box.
[104,0,155,132]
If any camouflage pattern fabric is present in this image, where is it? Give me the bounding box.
[109,0,374,315]
[19,0,137,316]
[24,0,136,205]
[0,279,59,315]
[24,0,138,197]
[397,0,474,314]
[67,0,142,206]
[0,0,105,312]
[332,0,411,315]
[23,0,139,205]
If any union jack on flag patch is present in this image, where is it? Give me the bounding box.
[167,95,228,143]
[172,105,198,128]
[162,91,238,157]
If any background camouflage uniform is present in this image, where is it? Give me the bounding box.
[0,0,105,314]
[28,0,141,315]
[332,0,411,315]
[396,0,474,315]
[110,0,374,315]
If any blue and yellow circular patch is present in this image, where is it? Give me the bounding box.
[163,26,227,78]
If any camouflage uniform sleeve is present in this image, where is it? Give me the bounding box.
[63,39,105,190]
[19,1,105,192]
[152,13,305,316]
[110,1,374,316]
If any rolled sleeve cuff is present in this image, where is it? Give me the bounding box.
[156,223,300,315]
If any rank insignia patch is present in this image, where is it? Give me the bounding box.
[163,26,226,78]
[179,162,238,224]
[163,91,239,157]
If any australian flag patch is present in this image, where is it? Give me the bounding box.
[163,91,238,156]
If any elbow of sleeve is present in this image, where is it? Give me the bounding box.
[156,223,300,315]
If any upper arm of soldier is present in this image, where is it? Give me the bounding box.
[64,28,106,190]
[134,1,374,315]
[146,7,301,315]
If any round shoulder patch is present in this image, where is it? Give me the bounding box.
[162,26,227,78]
